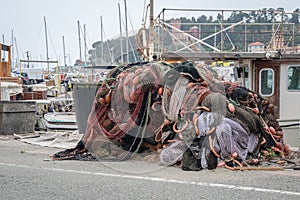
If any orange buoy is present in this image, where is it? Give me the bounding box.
[158,87,163,95]
[105,93,111,103]
[227,103,235,113]
[252,107,259,114]
[99,97,106,105]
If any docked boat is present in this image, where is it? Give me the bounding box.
[42,112,78,130]
[136,3,300,149]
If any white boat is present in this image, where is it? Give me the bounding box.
[43,112,78,130]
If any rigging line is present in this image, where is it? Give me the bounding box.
[46,27,58,60]
[43,20,58,61]
[142,0,147,24]
[102,27,113,65]
[143,4,150,27]
[32,22,44,56]
[121,14,138,62]
[127,17,138,61]
[79,24,89,60]
[84,30,93,54]
[14,37,20,63]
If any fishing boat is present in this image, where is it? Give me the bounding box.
[135,1,300,149]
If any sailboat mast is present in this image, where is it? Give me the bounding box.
[84,24,87,63]
[11,30,14,70]
[2,35,5,61]
[149,0,154,60]
[77,20,82,62]
[100,16,104,63]
[124,0,129,62]
[118,3,124,63]
[14,37,19,64]
[44,16,50,73]
[62,36,66,66]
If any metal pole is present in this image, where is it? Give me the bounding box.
[2,34,5,61]
[11,30,14,70]
[214,26,217,52]
[292,23,295,52]
[14,37,20,71]
[26,51,30,68]
[62,36,66,66]
[118,3,124,63]
[244,24,247,52]
[77,20,82,62]
[44,17,50,73]
[124,0,129,62]
[221,10,224,51]
[100,16,104,63]
[161,9,165,56]
[149,0,154,60]
[280,11,284,50]
[84,24,87,63]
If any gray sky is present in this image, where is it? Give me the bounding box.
[1,0,299,66]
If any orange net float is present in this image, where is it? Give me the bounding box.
[227,102,235,113]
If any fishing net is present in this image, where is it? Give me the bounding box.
[80,62,171,161]
[51,61,293,171]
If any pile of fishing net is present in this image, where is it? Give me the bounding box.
[51,61,299,171]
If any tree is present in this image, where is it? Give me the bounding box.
[197,15,207,23]
[289,8,300,24]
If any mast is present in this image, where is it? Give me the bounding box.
[44,16,50,73]
[118,3,124,63]
[100,16,104,63]
[14,37,19,65]
[149,0,154,60]
[124,0,129,62]
[2,34,5,61]
[11,30,14,70]
[77,20,82,62]
[84,24,87,63]
[62,36,66,66]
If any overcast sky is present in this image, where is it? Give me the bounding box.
[1,0,299,66]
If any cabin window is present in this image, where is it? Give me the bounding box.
[259,68,274,96]
[244,65,249,88]
[288,66,300,91]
